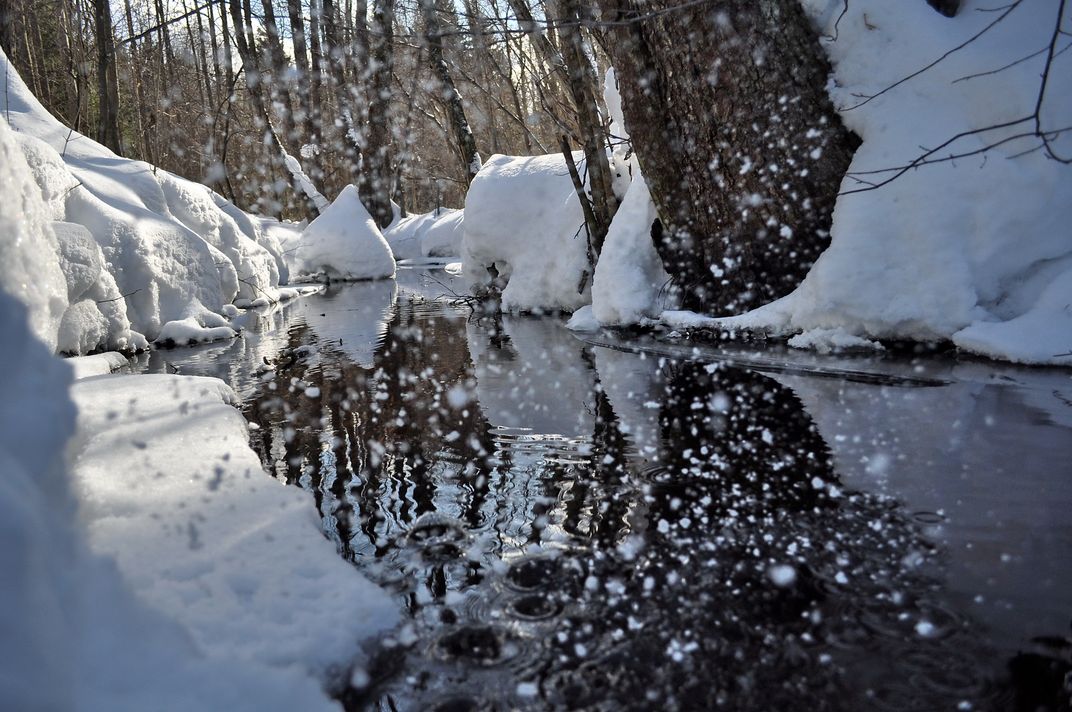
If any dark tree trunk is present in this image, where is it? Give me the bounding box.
[359,0,396,228]
[0,0,14,59]
[260,0,296,144]
[556,0,618,258]
[595,0,857,315]
[287,0,317,148]
[93,0,122,154]
[419,0,481,186]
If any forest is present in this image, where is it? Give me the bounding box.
[1,1,1070,710]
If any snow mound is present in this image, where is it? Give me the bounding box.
[290,185,396,281]
[590,173,673,325]
[788,327,885,355]
[158,172,280,302]
[0,143,387,711]
[0,49,299,349]
[70,373,398,679]
[0,119,68,352]
[155,313,238,347]
[68,351,131,379]
[722,0,1072,365]
[463,153,590,313]
[385,208,465,260]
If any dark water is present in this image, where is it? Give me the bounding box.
[138,269,1072,711]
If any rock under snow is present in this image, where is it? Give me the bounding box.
[289,185,396,282]
[385,208,465,260]
[589,173,673,326]
[463,153,590,313]
[0,48,302,349]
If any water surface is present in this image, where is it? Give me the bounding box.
[139,269,1072,711]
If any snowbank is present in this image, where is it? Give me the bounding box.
[289,185,396,281]
[655,1,1072,365]
[462,153,591,313]
[0,135,394,709]
[69,373,398,679]
[384,208,465,260]
[69,351,131,379]
[0,49,298,349]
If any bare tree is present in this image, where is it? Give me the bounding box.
[93,0,121,153]
[594,0,857,314]
[419,0,482,185]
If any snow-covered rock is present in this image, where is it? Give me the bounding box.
[289,185,396,282]
[463,153,590,313]
[158,172,280,302]
[385,208,466,260]
[0,48,304,350]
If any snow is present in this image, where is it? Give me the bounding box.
[283,151,330,212]
[788,327,885,355]
[288,185,397,282]
[155,315,238,347]
[384,208,465,260]
[0,117,68,352]
[68,351,131,379]
[69,373,398,679]
[565,304,601,332]
[588,173,673,326]
[594,2,1072,365]
[463,153,591,312]
[0,147,394,710]
[0,49,304,351]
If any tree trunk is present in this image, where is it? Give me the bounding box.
[595,0,856,315]
[359,0,396,228]
[555,0,617,258]
[287,0,317,148]
[93,0,122,154]
[260,0,296,144]
[419,0,481,185]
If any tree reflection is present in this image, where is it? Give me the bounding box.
[240,288,1046,712]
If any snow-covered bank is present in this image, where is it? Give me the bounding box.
[653,1,1072,365]
[0,49,294,351]
[69,373,397,684]
[462,153,591,313]
[1,59,399,706]
[385,208,465,260]
[0,312,397,709]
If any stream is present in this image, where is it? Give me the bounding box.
[136,268,1072,711]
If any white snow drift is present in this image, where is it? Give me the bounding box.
[463,152,591,312]
[384,207,465,261]
[0,125,398,708]
[288,185,397,282]
[0,48,342,352]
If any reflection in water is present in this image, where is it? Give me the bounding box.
[140,273,1072,711]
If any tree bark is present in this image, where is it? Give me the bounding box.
[419,0,482,185]
[555,0,617,257]
[260,0,296,144]
[287,0,318,148]
[93,0,122,154]
[359,0,396,228]
[595,0,857,314]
